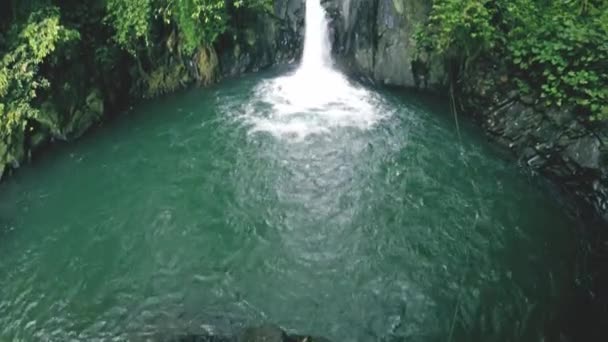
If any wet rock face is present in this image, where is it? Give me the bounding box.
[465,70,608,221]
[318,0,608,222]
[322,0,443,89]
[218,0,305,77]
[217,1,608,222]
[217,0,436,86]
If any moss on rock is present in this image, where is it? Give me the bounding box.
[196,46,219,86]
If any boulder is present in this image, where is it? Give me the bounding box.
[238,324,286,342]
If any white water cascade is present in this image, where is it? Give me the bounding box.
[300,0,332,71]
[240,0,386,140]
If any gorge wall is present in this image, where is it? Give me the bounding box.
[217,0,305,77]
[4,0,606,226]
[321,0,608,225]
[323,0,441,88]
[319,3,608,338]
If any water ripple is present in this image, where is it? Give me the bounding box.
[0,70,577,341]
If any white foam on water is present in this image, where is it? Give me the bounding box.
[240,0,387,140]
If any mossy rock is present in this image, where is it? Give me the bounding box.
[0,140,7,180]
[29,131,48,150]
[146,63,191,98]
[234,44,241,59]
[5,132,25,168]
[393,0,404,14]
[238,324,285,342]
[86,89,104,114]
[63,88,104,139]
[196,46,219,85]
[244,29,257,47]
[36,101,62,137]
[0,139,7,158]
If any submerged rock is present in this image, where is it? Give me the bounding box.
[238,324,286,342]
[170,324,330,342]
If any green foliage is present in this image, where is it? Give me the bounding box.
[175,0,228,54]
[145,63,189,98]
[105,0,153,55]
[0,0,274,176]
[0,6,79,164]
[416,0,495,62]
[505,0,608,120]
[105,0,273,55]
[417,0,608,120]
[104,0,273,97]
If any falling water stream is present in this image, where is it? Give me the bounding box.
[242,0,382,140]
[0,1,577,341]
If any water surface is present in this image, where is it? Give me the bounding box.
[0,69,575,341]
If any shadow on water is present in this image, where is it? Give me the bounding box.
[381,86,608,342]
[553,216,608,342]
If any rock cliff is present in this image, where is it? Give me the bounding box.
[322,0,608,223]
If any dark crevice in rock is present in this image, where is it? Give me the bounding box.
[370,0,380,74]
[217,0,305,78]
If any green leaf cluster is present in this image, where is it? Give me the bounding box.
[104,0,272,96]
[415,0,496,62]
[0,6,79,168]
[417,0,608,119]
[0,0,273,177]
[105,0,273,55]
[105,0,153,55]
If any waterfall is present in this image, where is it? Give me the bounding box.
[238,0,387,140]
[300,0,332,71]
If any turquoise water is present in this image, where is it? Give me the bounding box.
[0,69,575,341]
